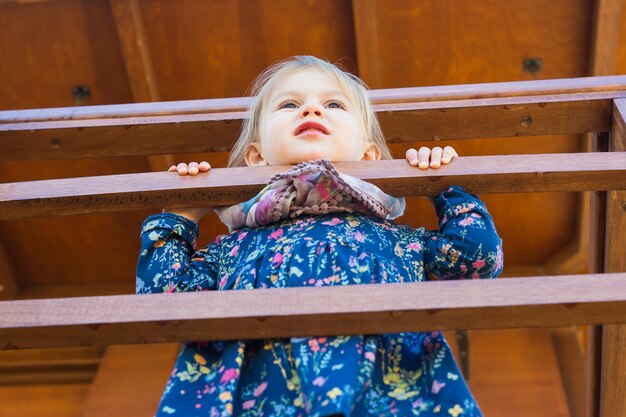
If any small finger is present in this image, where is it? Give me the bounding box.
[168,165,177,172]
[198,161,211,171]
[405,148,419,166]
[188,163,199,176]
[441,146,459,164]
[176,162,188,176]
[418,147,431,170]
[430,147,443,168]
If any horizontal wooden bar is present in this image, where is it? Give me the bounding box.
[1,78,625,162]
[3,75,625,122]
[0,152,625,220]
[1,273,625,350]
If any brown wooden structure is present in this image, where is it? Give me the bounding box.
[1,77,626,417]
[1,1,626,416]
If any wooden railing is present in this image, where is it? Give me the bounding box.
[1,77,625,417]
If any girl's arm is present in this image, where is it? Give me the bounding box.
[423,186,503,281]
[136,212,220,294]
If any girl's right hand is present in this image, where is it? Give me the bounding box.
[164,161,212,222]
[168,161,211,176]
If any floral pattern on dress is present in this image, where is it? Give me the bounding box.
[137,186,503,417]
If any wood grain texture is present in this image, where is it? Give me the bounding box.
[473,329,569,417]
[1,273,626,350]
[351,0,592,87]
[138,0,356,101]
[552,328,588,417]
[589,0,623,75]
[0,383,90,417]
[109,0,160,102]
[0,242,17,300]
[82,344,177,417]
[0,346,102,385]
[0,0,132,110]
[1,79,624,161]
[0,152,625,220]
[599,98,626,417]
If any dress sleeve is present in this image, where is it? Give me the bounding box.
[136,212,220,294]
[424,186,503,280]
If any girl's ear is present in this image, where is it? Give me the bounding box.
[244,143,268,166]
[361,142,382,161]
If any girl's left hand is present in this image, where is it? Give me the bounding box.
[405,146,458,169]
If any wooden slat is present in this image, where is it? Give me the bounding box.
[552,328,587,417]
[82,344,177,417]
[589,0,624,76]
[3,76,625,122]
[599,98,626,417]
[1,273,626,350]
[0,152,624,220]
[351,0,382,87]
[0,242,17,300]
[109,0,160,103]
[1,79,626,162]
[0,347,102,385]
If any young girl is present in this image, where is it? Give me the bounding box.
[137,56,503,417]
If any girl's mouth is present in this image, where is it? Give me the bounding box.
[295,121,329,135]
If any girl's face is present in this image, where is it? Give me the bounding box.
[245,68,380,166]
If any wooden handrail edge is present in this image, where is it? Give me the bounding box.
[2,75,626,123]
[1,273,625,350]
[1,152,625,220]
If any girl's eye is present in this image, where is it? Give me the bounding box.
[278,101,298,110]
[326,100,345,109]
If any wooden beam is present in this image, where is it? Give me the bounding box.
[552,328,588,417]
[0,347,102,385]
[1,152,625,220]
[108,0,175,173]
[589,0,623,76]
[82,344,177,417]
[2,77,626,162]
[109,0,159,103]
[351,0,382,87]
[1,273,626,350]
[0,242,16,301]
[599,98,626,417]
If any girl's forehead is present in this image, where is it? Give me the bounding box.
[267,67,350,98]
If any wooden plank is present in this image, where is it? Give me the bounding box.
[599,98,626,417]
[0,242,17,300]
[1,273,626,350]
[1,152,625,220]
[4,76,625,122]
[108,0,175,174]
[586,133,609,417]
[109,0,159,103]
[0,347,102,385]
[474,329,570,417]
[589,0,624,76]
[351,0,382,87]
[0,383,90,417]
[82,344,177,417]
[1,81,626,162]
[552,328,587,417]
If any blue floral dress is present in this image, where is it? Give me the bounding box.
[137,186,503,417]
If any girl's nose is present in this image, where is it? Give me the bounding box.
[300,103,323,118]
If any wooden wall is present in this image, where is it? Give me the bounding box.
[0,0,624,416]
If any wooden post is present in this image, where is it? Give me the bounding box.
[599,99,626,417]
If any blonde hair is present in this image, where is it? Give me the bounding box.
[228,56,392,167]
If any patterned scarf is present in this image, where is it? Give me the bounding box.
[215,159,406,231]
